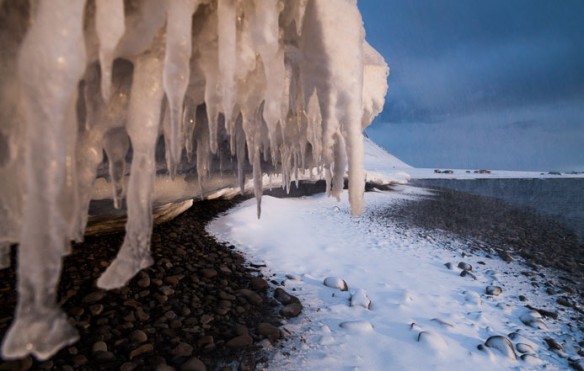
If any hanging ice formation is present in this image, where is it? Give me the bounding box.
[0,0,389,360]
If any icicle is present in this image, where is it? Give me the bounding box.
[97,30,166,290]
[103,128,130,209]
[1,0,86,361]
[163,0,197,177]
[95,0,125,101]
[217,0,237,152]
[184,96,197,161]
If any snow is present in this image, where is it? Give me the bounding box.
[208,139,583,370]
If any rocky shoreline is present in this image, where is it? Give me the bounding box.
[0,197,300,371]
[378,185,584,316]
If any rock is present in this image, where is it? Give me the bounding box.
[226,334,253,348]
[130,330,148,343]
[519,310,547,330]
[201,268,217,278]
[90,304,104,316]
[339,320,374,332]
[521,354,542,365]
[73,355,88,367]
[237,288,263,305]
[92,341,108,353]
[235,324,249,336]
[137,275,151,288]
[197,336,214,347]
[285,273,302,281]
[164,275,181,285]
[515,343,535,354]
[251,277,269,290]
[457,262,472,271]
[172,342,194,357]
[258,323,281,342]
[82,290,106,303]
[486,286,502,296]
[485,336,516,360]
[350,289,371,309]
[280,302,302,318]
[499,252,514,262]
[464,291,482,306]
[518,295,528,302]
[444,262,453,270]
[181,357,207,371]
[417,331,448,351]
[130,343,154,359]
[94,351,116,362]
[273,288,299,305]
[323,277,348,291]
[460,270,477,280]
[557,297,573,307]
[544,337,563,351]
[570,359,584,371]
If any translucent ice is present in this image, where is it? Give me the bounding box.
[0,0,389,360]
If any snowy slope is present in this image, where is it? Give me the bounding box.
[208,138,584,370]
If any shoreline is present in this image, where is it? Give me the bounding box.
[379,185,584,305]
[0,197,285,370]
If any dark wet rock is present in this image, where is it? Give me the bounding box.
[82,290,106,303]
[518,295,528,302]
[130,329,148,343]
[485,336,516,360]
[460,270,477,280]
[444,262,453,270]
[91,341,108,353]
[544,337,563,351]
[557,297,573,307]
[130,343,154,359]
[280,302,303,318]
[486,286,502,296]
[457,262,472,271]
[274,288,300,305]
[201,268,218,278]
[251,277,269,290]
[226,334,253,348]
[180,357,207,371]
[172,342,194,357]
[258,323,281,342]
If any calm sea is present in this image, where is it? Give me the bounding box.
[410,178,584,243]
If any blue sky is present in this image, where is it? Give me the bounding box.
[360,1,584,171]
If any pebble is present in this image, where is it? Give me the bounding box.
[90,304,104,316]
[444,262,453,270]
[350,289,371,309]
[180,357,207,371]
[251,277,269,290]
[226,334,253,348]
[137,275,151,288]
[544,337,563,351]
[280,302,303,318]
[130,330,148,343]
[486,286,502,296]
[82,290,106,303]
[258,323,281,342]
[515,343,535,354]
[457,262,472,271]
[460,270,477,280]
[323,277,348,291]
[519,310,547,330]
[201,268,217,278]
[484,336,516,360]
[172,342,194,357]
[274,288,300,305]
[92,341,108,353]
[95,351,116,362]
[130,343,154,359]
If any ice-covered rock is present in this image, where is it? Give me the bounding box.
[484,335,517,360]
[339,320,374,332]
[323,277,349,291]
[0,0,388,360]
[350,289,371,309]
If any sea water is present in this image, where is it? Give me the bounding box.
[411,178,584,243]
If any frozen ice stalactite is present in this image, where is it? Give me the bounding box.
[0,0,389,360]
[1,0,86,360]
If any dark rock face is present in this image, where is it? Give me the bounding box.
[0,197,285,370]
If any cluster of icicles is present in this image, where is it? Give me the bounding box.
[0,0,388,360]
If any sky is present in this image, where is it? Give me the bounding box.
[360,0,584,171]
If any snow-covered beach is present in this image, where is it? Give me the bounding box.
[207,139,584,370]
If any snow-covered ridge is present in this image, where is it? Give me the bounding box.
[0,0,388,360]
